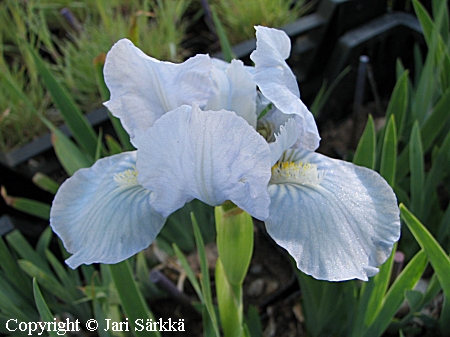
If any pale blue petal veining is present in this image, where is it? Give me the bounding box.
[137,104,272,220]
[104,39,213,148]
[266,149,400,281]
[50,152,166,269]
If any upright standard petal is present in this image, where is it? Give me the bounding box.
[266,149,400,281]
[137,105,272,220]
[250,26,320,151]
[50,152,166,269]
[259,107,308,152]
[206,59,258,128]
[104,39,212,147]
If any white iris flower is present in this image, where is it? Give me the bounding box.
[50,26,400,281]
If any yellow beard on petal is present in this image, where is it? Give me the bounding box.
[114,167,139,187]
[270,161,325,185]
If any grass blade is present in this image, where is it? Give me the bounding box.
[51,128,93,176]
[1,187,50,220]
[28,44,99,159]
[397,86,450,180]
[0,236,32,299]
[191,213,220,337]
[409,122,424,218]
[353,114,376,169]
[19,260,72,304]
[173,243,203,301]
[385,71,409,130]
[32,173,60,195]
[108,260,161,337]
[6,230,51,274]
[380,115,397,187]
[363,244,397,327]
[364,249,428,337]
[211,7,235,62]
[33,278,67,337]
[400,204,450,334]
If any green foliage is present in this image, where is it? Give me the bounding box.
[353,114,376,169]
[55,0,192,112]
[211,7,235,62]
[191,213,220,336]
[215,205,253,285]
[215,205,254,337]
[212,0,310,44]
[1,1,450,336]
[0,226,173,337]
[0,0,191,152]
[401,204,450,334]
[380,115,398,187]
[0,229,91,333]
[33,279,66,337]
[108,261,160,337]
[29,45,100,160]
[296,2,450,336]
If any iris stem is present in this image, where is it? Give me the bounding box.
[215,204,254,337]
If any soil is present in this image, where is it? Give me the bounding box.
[144,220,299,336]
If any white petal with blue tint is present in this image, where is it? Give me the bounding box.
[104,39,212,147]
[50,152,166,269]
[266,149,400,281]
[206,59,257,128]
[268,119,298,166]
[250,26,320,151]
[137,104,271,220]
[258,107,310,152]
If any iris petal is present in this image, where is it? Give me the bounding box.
[50,152,166,269]
[250,26,320,151]
[104,39,212,147]
[266,150,400,281]
[137,105,271,220]
[206,59,257,128]
[269,118,298,166]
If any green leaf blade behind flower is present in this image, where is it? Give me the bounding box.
[362,244,397,328]
[28,44,99,159]
[32,173,60,195]
[33,279,67,337]
[409,122,424,218]
[191,213,220,337]
[108,261,161,337]
[380,115,397,187]
[211,7,235,62]
[1,187,50,220]
[51,129,93,176]
[363,249,428,337]
[386,70,409,139]
[353,114,376,169]
[400,204,450,334]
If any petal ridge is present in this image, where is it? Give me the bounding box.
[137,105,271,220]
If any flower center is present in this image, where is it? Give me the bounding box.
[257,121,275,142]
[114,168,139,187]
[270,161,325,185]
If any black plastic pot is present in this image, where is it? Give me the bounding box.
[0,107,110,179]
[0,107,113,244]
[211,0,424,120]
